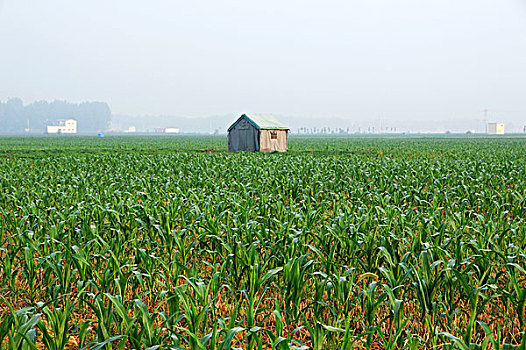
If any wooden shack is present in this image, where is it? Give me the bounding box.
[227,114,289,152]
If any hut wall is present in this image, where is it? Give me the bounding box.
[227,118,259,152]
[259,129,288,152]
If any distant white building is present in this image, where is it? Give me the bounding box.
[154,127,180,134]
[47,119,77,134]
[488,122,505,135]
[124,126,136,133]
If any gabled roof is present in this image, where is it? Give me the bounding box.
[228,114,289,132]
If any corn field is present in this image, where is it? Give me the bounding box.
[1,136,525,349]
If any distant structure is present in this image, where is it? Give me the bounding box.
[154,127,180,134]
[228,114,289,152]
[46,119,77,134]
[488,122,505,135]
[124,126,136,133]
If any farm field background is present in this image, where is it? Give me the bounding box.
[1,136,526,349]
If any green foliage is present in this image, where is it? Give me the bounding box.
[0,135,525,349]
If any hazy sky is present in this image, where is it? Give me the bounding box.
[1,0,526,124]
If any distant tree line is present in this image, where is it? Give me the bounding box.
[0,98,111,133]
[296,126,399,134]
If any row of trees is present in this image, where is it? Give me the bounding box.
[0,98,111,133]
[296,127,399,134]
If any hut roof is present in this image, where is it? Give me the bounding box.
[228,114,289,132]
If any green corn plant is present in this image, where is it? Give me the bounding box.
[209,307,246,350]
[506,263,526,331]
[0,300,39,350]
[175,276,218,349]
[82,293,115,349]
[103,294,137,349]
[377,236,412,298]
[0,243,22,297]
[21,245,38,302]
[281,254,314,321]
[358,280,388,349]
[305,322,329,350]
[326,267,357,319]
[411,250,444,343]
[476,321,515,350]
[242,261,282,350]
[132,298,167,348]
[264,305,308,350]
[452,266,496,347]
[383,284,406,343]
[36,302,76,350]
[312,319,361,350]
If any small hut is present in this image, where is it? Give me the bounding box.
[227,114,289,152]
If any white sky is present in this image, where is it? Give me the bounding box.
[1,0,526,124]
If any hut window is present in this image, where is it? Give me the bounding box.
[271,131,278,139]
